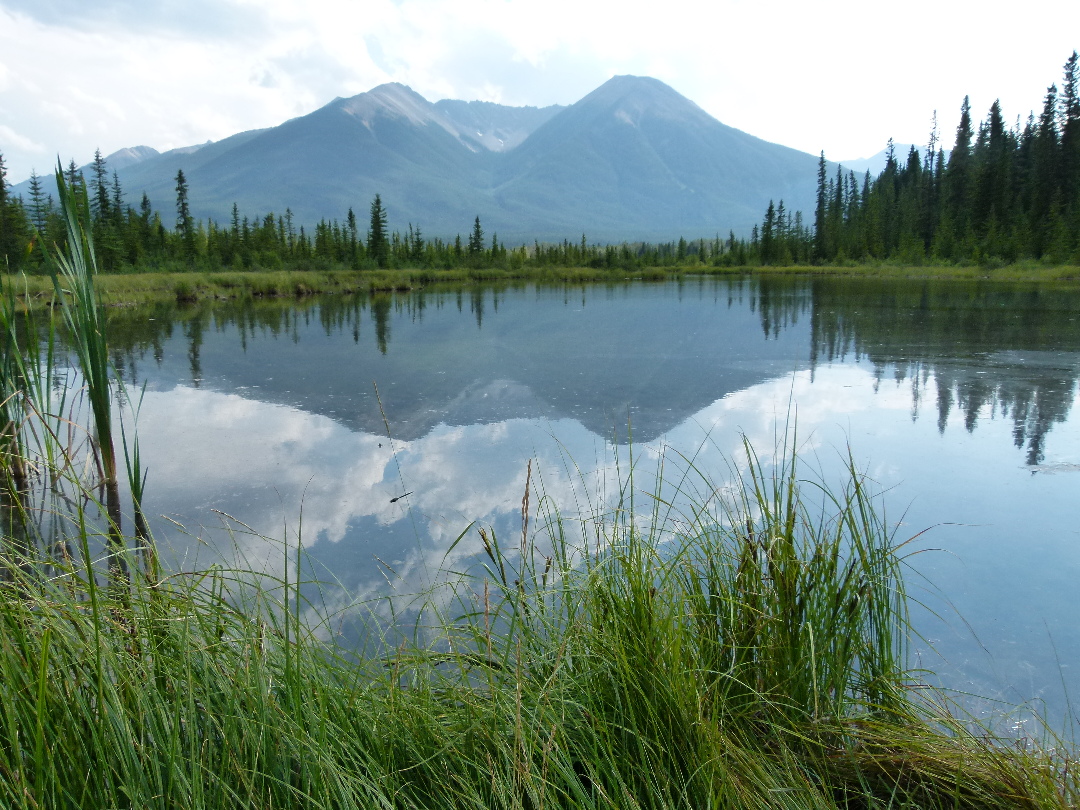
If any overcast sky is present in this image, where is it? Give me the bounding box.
[1,0,1078,185]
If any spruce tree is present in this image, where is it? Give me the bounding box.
[90,148,110,223]
[368,194,388,268]
[27,170,49,233]
[813,151,828,260]
[0,152,32,272]
[1059,51,1080,237]
[467,215,484,256]
[175,169,196,261]
[942,96,974,256]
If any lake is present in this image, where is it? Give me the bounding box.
[103,275,1080,732]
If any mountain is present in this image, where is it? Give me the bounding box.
[103,145,160,170]
[491,76,820,239]
[13,77,825,243]
[433,98,564,152]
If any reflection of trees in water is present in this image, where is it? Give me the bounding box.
[108,295,375,381]
[106,286,501,379]
[805,279,1080,465]
[100,278,1080,464]
[747,277,812,340]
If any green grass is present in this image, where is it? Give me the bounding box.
[1,440,1076,808]
[3,259,1079,311]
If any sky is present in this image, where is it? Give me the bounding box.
[1,0,1078,185]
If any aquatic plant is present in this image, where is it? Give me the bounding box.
[46,166,123,547]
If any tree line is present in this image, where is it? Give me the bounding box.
[2,51,1078,275]
[0,155,757,274]
[755,51,1080,266]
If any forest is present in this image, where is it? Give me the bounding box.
[0,51,1078,275]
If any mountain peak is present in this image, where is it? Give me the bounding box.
[573,74,708,126]
[335,82,440,128]
[104,145,160,170]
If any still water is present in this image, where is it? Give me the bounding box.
[105,277,1080,730]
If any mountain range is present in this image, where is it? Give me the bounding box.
[16,76,830,243]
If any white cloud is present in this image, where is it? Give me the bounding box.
[0,123,45,154]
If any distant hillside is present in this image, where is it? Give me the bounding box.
[12,78,825,243]
[837,143,950,177]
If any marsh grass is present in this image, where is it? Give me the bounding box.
[6,260,1077,311]
[1,440,1077,808]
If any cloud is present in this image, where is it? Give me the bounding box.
[0,123,45,154]
[1,0,263,39]
[2,0,1077,184]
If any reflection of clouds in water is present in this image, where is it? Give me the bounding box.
[134,367,904,618]
[130,367,1080,727]
[137,386,606,592]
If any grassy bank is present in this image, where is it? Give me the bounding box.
[4,259,1079,309]
[2,444,1078,809]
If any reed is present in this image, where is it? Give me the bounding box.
[38,164,151,594]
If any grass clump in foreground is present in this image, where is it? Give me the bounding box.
[1,444,1078,809]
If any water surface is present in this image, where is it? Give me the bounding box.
[105,277,1080,730]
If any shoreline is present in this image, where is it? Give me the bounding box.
[4,261,1079,308]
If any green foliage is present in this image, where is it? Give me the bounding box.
[766,50,1080,267]
[1,435,1076,807]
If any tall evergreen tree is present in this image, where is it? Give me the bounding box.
[467,215,484,256]
[27,169,50,233]
[175,169,196,260]
[90,148,110,223]
[368,194,388,268]
[1030,85,1061,255]
[939,96,974,255]
[814,151,828,260]
[1059,52,1080,230]
[0,152,33,272]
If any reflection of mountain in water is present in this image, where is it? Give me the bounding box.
[808,280,1080,464]
[101,278,1080,461]
[105,280,813,443]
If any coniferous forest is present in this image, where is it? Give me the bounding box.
[0,51,1078,277]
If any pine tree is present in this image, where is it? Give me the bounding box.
[941,95,974,256]
[467,215,484,256]
[0,151,32,272]
[368,194,388,267]
[90,148,110,223]
[1059,51,1080,244]
[64,159,85,198]
[760,201,776,264]
[175,169,196,261]
[813,151,828,260]
[27,170,49,233]
[1030,85,1061,256]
